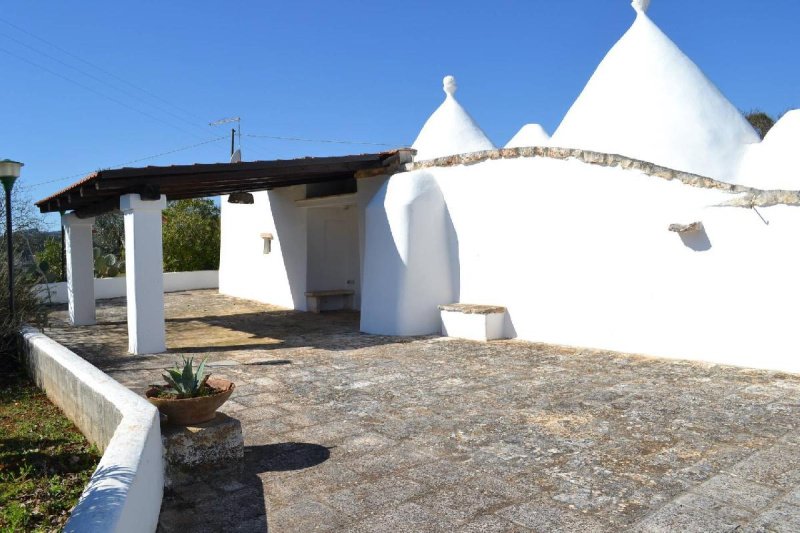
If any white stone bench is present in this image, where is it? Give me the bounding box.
[305,289,355,313]
[438,303,507,341]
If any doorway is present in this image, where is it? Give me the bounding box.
[306,205,360,310]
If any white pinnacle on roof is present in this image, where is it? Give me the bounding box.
[505,124,551,148]
[735,110,800,190]
[411,75,495,161]
[551,0,759,180]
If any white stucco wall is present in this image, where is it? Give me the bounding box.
[36,271,219,305]
[362,154,800,373]
[21,327,163,533]
[360,171,458,335]
[219,187,308,310]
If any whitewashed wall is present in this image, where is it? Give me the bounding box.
[219,187,307,310]
[37,270,219,305]
[361,171,458,335]
[362,155,800,373]
[22,327,163,533]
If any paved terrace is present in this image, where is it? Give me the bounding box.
[45,290,800,532]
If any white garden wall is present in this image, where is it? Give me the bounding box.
[361,151,800,373]
[36,270,219,305]
[21,327,163,533]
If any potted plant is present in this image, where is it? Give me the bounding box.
[145,356,235,425]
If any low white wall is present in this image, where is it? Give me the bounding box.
[21,327,163,533]
[363,152,800,373]
[36,270,219,305]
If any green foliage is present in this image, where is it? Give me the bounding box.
[93,212,124,258]
[0,184,46,360]
[745,110,775,140]
[35,238,63,283]
[162,199,220,273]
[93,247,123,278]
[161,356,210,398]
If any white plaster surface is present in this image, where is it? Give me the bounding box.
[36,271,219,305]
[360,171,457,335]
[441,310,506,341]
[21,327,162,533]
[411,76,495,161]
[62,213,96,326]
[505,124,551,149]
[363,154,800,373]
[551,7,759,180]
[121,194,167,355]
[219,187,308,310]
[735,109,800,189]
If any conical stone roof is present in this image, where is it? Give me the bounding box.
[412,76,495,161]
[505,124,551,148]
[551,0,759,180]
[736,110,800,189]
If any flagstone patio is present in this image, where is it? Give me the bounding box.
[45,290,800,532]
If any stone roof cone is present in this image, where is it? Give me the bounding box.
[551,0,759,180]
[505,124,551,148]
[411,75,495,161]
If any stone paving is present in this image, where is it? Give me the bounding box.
[45,290,800,532]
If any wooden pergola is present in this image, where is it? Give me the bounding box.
[36,150,411,217]
[34,149,412,355]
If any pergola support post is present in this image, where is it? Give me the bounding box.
[61,213,96,326]
[120,193,167,355]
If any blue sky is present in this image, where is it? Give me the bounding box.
[2,0,798,229]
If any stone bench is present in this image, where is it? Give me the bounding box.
[305,289,355,313]
[438,303,507,341]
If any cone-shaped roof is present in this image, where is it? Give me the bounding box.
[552,1,759,180]
[736,110,800,189]
[505,124,551,148]
[412,76,495,161]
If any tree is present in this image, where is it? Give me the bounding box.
[161,199,220,272]
[35,238,63,282]
[0,185,47,361]
[93,212,124,258]
[745,110,775,140]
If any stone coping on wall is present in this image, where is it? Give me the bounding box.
[403,147,800,208]
[438,303,507,315]
[20,327,163,533]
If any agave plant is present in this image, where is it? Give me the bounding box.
[161,356,210,398]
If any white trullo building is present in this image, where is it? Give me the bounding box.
[220,0,800,373]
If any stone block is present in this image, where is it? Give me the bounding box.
[439,303,506,341]
[162,412,244,481]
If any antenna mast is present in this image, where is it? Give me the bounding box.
[209,116,241,158]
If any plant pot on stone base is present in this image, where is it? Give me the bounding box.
[146,356,235,426]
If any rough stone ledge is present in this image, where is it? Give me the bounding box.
[401,146,800,207]
[439,303,506,315]
[669,221,704,233]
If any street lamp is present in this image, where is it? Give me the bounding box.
[1,159,24,321]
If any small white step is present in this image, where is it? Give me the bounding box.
[438,303,507,341]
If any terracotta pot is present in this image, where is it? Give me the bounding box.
[146,377,235,426]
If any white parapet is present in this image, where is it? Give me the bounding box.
[21,327,163,533]
[62,213,96,326]
[121,194,167,355]
[439,304,507,341]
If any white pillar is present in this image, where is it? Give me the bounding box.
[120,194,167,355]
[61,213,96,326]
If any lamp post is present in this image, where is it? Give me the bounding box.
[1,159,24,321]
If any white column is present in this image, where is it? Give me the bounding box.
[120,194,167,355]
[61,213,96,326]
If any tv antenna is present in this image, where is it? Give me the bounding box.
[209,116,241,160]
